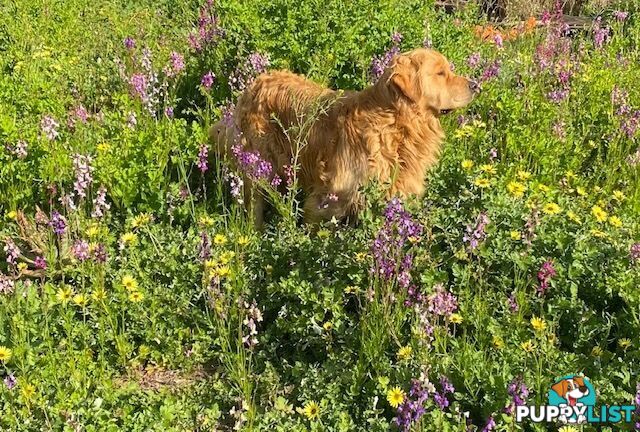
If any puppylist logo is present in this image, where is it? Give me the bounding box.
[516,374,635,425]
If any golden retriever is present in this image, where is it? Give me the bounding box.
[211,48,477,226]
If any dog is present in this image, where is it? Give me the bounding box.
[551,376,590,424]
[211,48,477,226]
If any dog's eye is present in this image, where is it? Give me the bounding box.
[437,71,446,76]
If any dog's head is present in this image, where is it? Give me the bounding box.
[384,48,477,115]
[551,376,590,406]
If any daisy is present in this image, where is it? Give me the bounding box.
[302,401,320,420]
[387,387,405,408]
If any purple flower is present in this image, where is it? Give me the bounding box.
[631,243,640,263]
[467,52,481,68]
[127,112,137,129]
[481,416,496,432]
[440,376,455,394]
[395,377,432,431]
[0,274,15,294]
[370,33,403,82]
[507,293,519,312]
[493,33,503,48]
[427,284,458,317]
[124,37,136,50]
[242,299,263,348]
[197,144,209,173]
[41,115,59,140]
[371,198,422,284]
[3,373,17,390]
[231,144,275,182]
[229,52,270,92]
[72,240,90,262]
[7,140,28,159]
[34,256,47,270]
[593,17,610,49]
[613,11,629,22]
[463,212,489,251]
[92,243,107,264]
[4,239,19,266]
[129,73,148,98]
[198,231,211,261]
[433,392,449,409]
[506,376,529,414]
[201,71,215,89]
[92,186,110,218]
[165,106,174,118]
[223,168,244,202]
[546,87,570,103]
[489,148,498,161]
[72,154,94,199]
[49,211,67,236]
[537,260,556,296]
[188,0,224,52]
[480,59,501,82]
[168,51,185,76]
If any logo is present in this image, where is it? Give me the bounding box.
[516,374,635,425]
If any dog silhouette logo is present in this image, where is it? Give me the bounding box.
[548,374,596,423]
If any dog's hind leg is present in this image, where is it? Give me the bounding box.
[244,177,265,230]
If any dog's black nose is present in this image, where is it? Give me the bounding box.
[468,79,480,94]
[579,386,588,393]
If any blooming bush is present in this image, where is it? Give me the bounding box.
[0,0,639,431]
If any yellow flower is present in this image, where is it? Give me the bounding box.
[591,205,608,222]
[121,275,138,291]
[387,387,405,408]
[566,211,581,224]
[591,346,603,357]
[214,266,230,278]
[461,159,474,170]
[220,251,236,264]
[198,215,215,227]
[131,213,152,228]
[618,338,632,350]
[590,229,607,239]
[397,345,412,361]
[91,288,106,301]
[507,181,527,198]
[97,142,111,152]
[530,317,547,332]
[608,216,622,228]
[120,232,138,246]
[612,190,626,202]
[558,426,579,432]
[6,210,18,220]
[517,170,532,181]
[317,229,330,239]
[344,285,358,294]
[86,225,101,238]
[542,203,562,215]
[510,231,521,240]
[21,383,36,401]
[576,186,587,197]
[0,346,12,362]
[355,252,367,262]
[538,184,550,193]
[237,235,250,246]
[479,164,497,175]
[302,401,320,420]
[322,321,333,331]
[17,262,28,272]
[56,287,74,304]
[521,340,535,353]
[450,313,464,324]
[205,259,219,270]
[565,170,576,181]
[213,234,227,245]
[128,291,144,303]
[492,335,505,349]
[72,293,89,307]
[474,177,491,188]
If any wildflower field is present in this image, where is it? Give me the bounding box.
[1,0,640,430]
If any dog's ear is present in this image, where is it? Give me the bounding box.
[574,377,585,387]
[551,380,568,398]
[389,55,421,103]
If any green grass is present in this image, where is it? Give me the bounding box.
[0,0,640,431]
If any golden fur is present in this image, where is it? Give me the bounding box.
[211,48,476,225]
